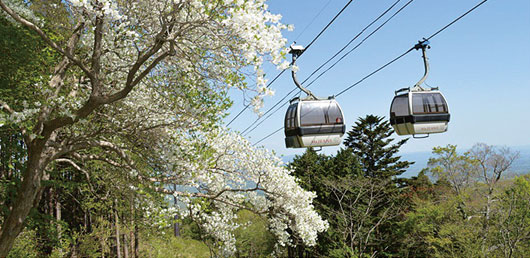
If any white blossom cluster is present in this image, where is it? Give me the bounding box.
[1,0,41,25]
[164,129,328,254]
[66,0,290,112]
[4,108,39,125]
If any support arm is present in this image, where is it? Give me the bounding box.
[413,39,430,90]
[289,46,317,99]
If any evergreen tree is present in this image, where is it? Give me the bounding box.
[343,115,415,256]
[344,115,413,178]
[288,148,330,199]
[288,148,363,257]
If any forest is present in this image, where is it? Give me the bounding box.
[1,0,529,257]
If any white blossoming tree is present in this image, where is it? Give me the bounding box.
[0,0,326,255]
[164,130,328,255]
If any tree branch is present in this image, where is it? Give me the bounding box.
[103,50,171,104]
[90,11,104,96]
[0,100,14,114]
[156,187,268,214]
[70,152,130,170]
[55,158,98,194]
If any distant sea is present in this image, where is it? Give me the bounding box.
[281,145,530,178]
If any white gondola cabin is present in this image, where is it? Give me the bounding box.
[283,44,346,148]
[390,39,450,137]
[390,89,450,136]
[284,97,345,148]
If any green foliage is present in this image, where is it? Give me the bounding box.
[397,145,529,258]
[490,175,530,257]
[0,132,25,224]
[234,210,276,257]
[76,217,112,257]
[428,144,478,194]
[397,197,481,257]
[1,12,528,255]
[139,229,210,258]
[286,116,523,257]
[288,148,355,256]
[7,229,40,258]
[403,169,435,200]
[0,16,58,112]
[288,148,330,190]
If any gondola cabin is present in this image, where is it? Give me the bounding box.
[390,89,450,136]
[284,97,345,148]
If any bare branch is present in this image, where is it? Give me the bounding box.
[209,186,272,199]
[103,50,171,104]
[56,158,87,174]
[70,152,129,169]
[42,40,172,134]
[55,158,97,194]
[0,100,14,114]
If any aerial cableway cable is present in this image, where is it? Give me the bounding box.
[303,0,404,85]
[336,0,488,97]
[306,0,414,89]
[294,0,333,42]
[226,71,285,126]
[252,0,489,146]
[227,0,356,127]
[303,0,355,51]
[243,0,410,136]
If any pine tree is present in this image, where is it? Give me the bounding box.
[342,115,415,255]
[288,148,363,257]
[344,115,413,178]
[288,148,329,197]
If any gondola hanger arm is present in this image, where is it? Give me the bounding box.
[412,39,431,91]
[289,44,317,100]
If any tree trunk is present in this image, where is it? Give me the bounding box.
[124,233,129,258]
[84,209,88,229]
[129,228,135,258]
[101,239,106,258]
[115,206,122,258]
[49,188,54,217]
[482,192,493,257]
[129,197,134,258]
[134,219,139,258]
[101,215,106,258]
[0,143,47,257]
[173,185,180,237]
[173,215,180,237]
[56,191,62,240]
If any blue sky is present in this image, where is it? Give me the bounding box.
[225,0,530,157]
